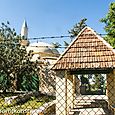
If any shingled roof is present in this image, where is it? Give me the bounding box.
[52,27,115,70]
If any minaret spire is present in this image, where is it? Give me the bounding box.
[21,20,28,39]
[20,20,29,46]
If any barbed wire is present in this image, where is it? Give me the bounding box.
[27,34,111,40]
[28,35,71,40]
[0,33,114,41]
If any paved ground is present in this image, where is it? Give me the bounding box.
[70,95,110,115]
[75,95,108,100]
[70,108,109,115]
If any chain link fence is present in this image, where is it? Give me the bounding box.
[0,66,115,115]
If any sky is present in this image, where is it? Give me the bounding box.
[0,0,114,46]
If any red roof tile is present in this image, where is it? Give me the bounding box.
[52,27,115,70]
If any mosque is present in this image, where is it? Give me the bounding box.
[20,20,60,65]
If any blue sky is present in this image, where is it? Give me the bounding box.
[0,0,114,45]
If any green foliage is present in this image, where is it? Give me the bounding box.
[92,74,105,93]
[20,74,39,91]
[100,2,115,48]
[80,75,91,91]
[0,94,55,111]
[64,18,87,48]
[68,18,87,38]
[0,71,7,91]
[0,22,39,92]
[64,41,69,48]
[51,42,61,48]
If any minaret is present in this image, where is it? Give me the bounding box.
[20,20,29,46]
[21,20,28,39]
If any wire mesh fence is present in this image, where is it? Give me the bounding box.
[0,67,115,115]
[0,65,56,115]
[0,22,115,115]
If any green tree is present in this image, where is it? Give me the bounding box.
[64,18,87,48]
[18,73,39,91]
[100,2,115,48]
[92,74,105,94]
[51,42,61,48]
[0,22,39,92]
[69,18,87,38]
[0,70,7,90]
[80,75,91,92]
[64,41,69,48]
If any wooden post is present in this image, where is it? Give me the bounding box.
[56,71,66,115]
[72,75,76,109]
[55,71,76,115]
[65,71,68,115]
[107,69,115,113]
[66,73,75,115]
[76,75,80,95]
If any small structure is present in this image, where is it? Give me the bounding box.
[52,27,115,115]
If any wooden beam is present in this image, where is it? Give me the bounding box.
[72,75,75,108]
[70,68,113,74]
[65,70,67,115]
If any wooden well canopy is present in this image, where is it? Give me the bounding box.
[52,27,115,74]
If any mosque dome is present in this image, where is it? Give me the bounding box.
[30,42,53,47]
[27,42,59,56]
